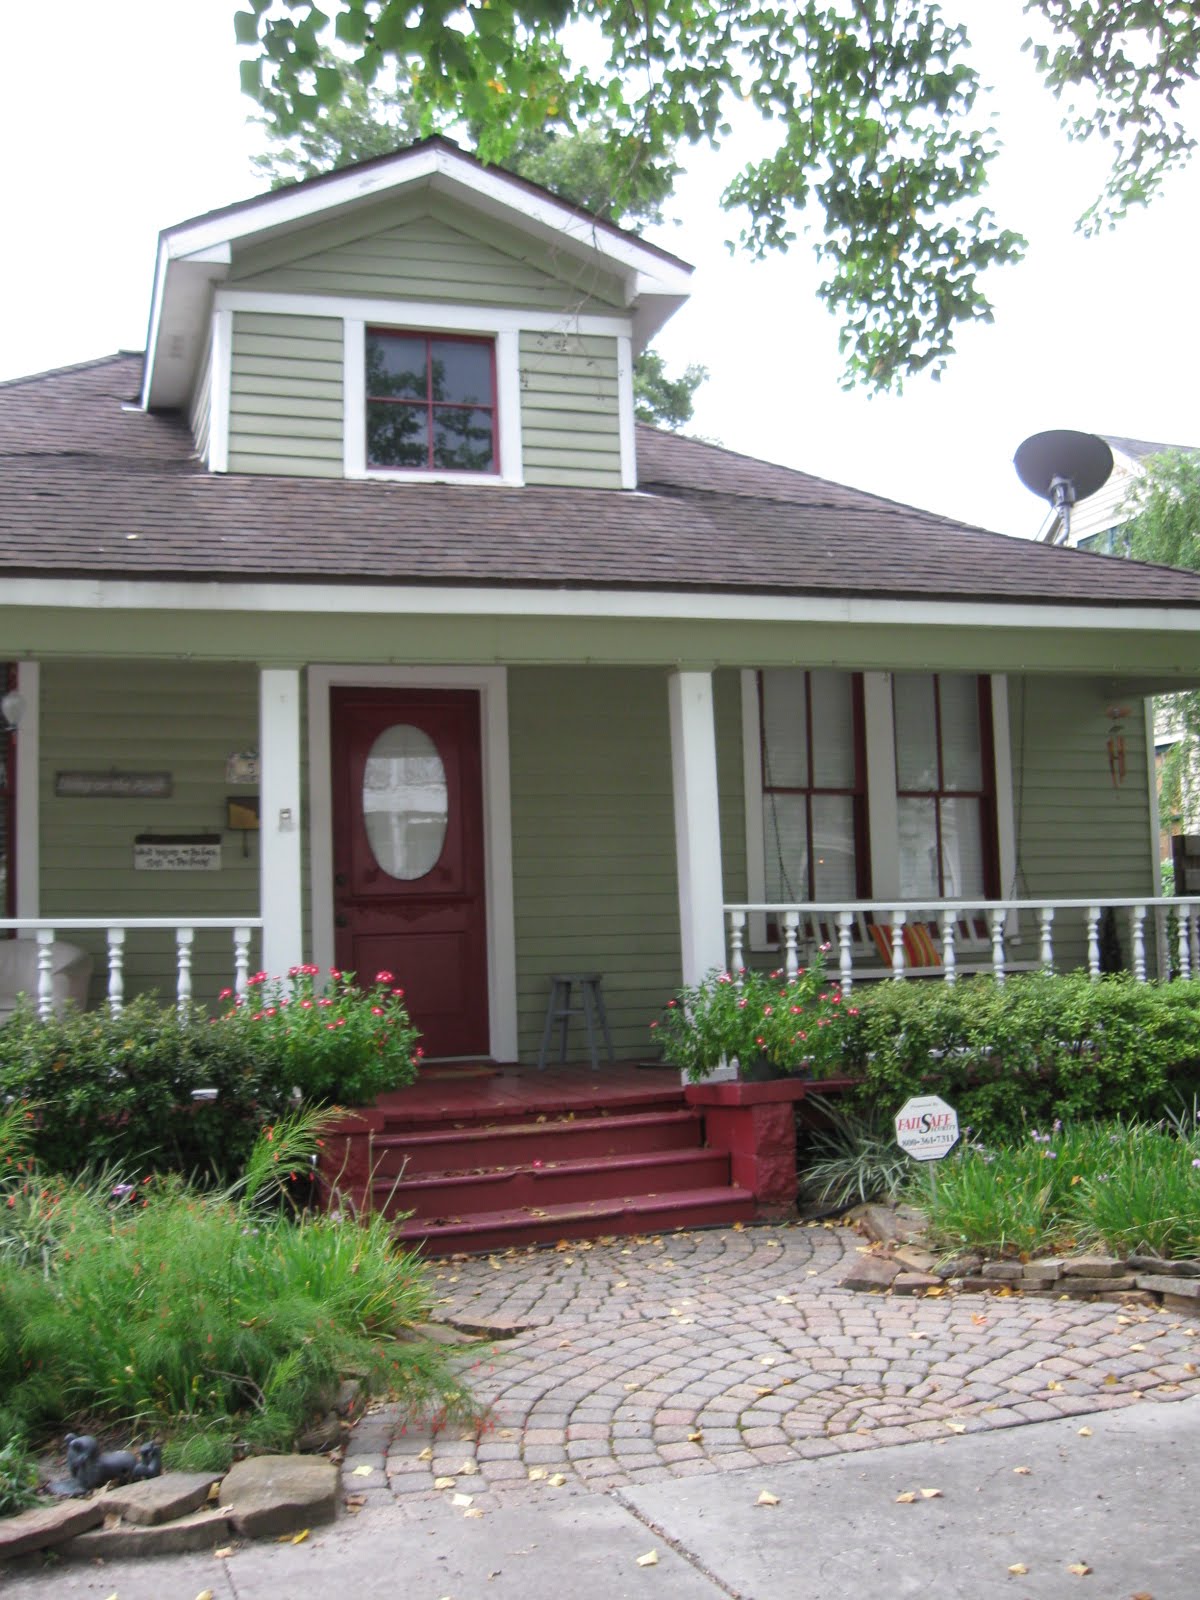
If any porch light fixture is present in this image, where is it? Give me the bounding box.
[0,690,25,734]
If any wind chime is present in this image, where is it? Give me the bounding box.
[1106,705,1131,787]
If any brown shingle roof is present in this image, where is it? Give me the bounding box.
[4,352,1200,606]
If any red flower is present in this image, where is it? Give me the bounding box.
[371,1006,384,1016]
[375,970,395,984]
[218,987,233,1001]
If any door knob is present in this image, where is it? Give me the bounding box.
[335,914,348,928]
[334,872,347,887]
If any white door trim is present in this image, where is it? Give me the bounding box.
[307,664,517,1063]
[14,660,39,923]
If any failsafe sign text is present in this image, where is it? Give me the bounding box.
[894,1095,960,1163]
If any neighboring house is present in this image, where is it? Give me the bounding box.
[4,137,1200,1063]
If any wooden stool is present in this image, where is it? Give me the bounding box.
[537,972,614,1070]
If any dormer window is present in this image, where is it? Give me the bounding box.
[366,329,497,474]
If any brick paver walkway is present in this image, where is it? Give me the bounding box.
[343,1221,1200,1517]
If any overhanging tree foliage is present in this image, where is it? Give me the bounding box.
[234,1,1200,391]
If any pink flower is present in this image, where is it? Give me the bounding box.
[317,998,333,1009]
[415,1047,424,1058]
[391,987,405,998]
[667,999,677,1008]
[300,1000,313,1010]
[737,998,748,1009]
[264,1007,277,1017]
[218,988,233,1000]
[798,1031,808,1041]
[330,968,342,980]
[375,970,395,984]
[649,1020,659,1029]
[762,1004,773,1016]
[371,1006,384,1016]
[848,1007,859,1016]
[288,966,300,978]
[790,1005,802,1014]
[755,1035,765,1046]
[248,971,266,986]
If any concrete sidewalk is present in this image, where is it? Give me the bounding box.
[6,1397,1197,1598]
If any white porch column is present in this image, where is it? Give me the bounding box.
[14,660,39,921]
[668,670,726,984]
[862,671,900,899]
[260,668,304,977]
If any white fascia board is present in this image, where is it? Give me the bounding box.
[139,237,172,409]
[216,288,632,340]
[7,576,1200,636]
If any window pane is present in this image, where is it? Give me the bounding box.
[809,670,856,787]
[363,724,448,881]
[939,675,983,791]
[760,670,808,787]
[763,792,809,900]
[431,339,492,405]
[940,798,986,898]
[433,407,495,472]
[810,794,858,898]
[898,797,939,898]
[367,400,428,468]
[894,674,938,790]
[366,333,426,400]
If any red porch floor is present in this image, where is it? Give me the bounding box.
[368,1059,685,1124]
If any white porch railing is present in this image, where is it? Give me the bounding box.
[724,899,1200,992]
[0,919,263,1019]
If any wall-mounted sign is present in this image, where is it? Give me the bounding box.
[226,796,260,831]
[226,749,260,785]
[56,771,173,799]
[134,834,221,872]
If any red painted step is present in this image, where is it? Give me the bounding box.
[392,1185,757,1256]
[371,1107,702,1178]
[375,1145,730,1219]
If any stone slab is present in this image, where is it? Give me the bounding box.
[981,1262,1024,1280]
[1023,1259,1063,1279]
[891,1272,942,1296]
[840,1254,899,1291]
[100,1470,221,1526]
[0,1498,105,1561]
[1129,1255,1200,1278]
[1138,1274,1200,1301]
[61,1506,235,1558]
[1061,1275,1138,1295]
[221,1454,339,1538]
[1062,1256,1125,1277]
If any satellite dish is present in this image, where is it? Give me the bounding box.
[1013,430,1113,545]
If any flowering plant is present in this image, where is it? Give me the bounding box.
[216,965,421,1105]
[651,949,852,1082]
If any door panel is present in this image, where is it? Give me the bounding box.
[331,687,489,1058]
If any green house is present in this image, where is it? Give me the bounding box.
[3,138,1200,1065]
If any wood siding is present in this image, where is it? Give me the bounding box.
[1008,676,1154,971]
[229,195,623,313]
[519,331,622,489]
[38,660,262,1006]
[189,327,212,464]
[228,312,344,477]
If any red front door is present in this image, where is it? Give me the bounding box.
[331,687,489,1058]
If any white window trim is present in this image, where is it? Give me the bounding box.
[344,318,524,487]
[209,309,232,474]
[741,668,1017,940]
[306,663,517,1063]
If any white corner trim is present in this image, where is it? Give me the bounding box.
[343,316,523,486]
[215,288,633,342]
[862,671,900,899]
[14,661,39,922]
[739,669,769,951]
[616,334,637,490]
[209,309,232,474]
[1144,696,1162,894]
[306,664,518,1063]
[991,674,1018,900]
[259,668,304,976]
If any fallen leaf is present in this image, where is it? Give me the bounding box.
[1066,1561,1092,1576]
[919,1488,943,1499]
[754,1386,774,1396]
[946,1422,967,1434]
[895,1491,918,1503]
[775,1294,795,1305]
[1187,1363,1198,1374]
[352,1464,374,1477]
[1046,1380,1063,1392]
[528,1468,548,1481]
[624,1383,641,1391]
[909,1330,929,1340]
[1131,1592,1154,1598]
[291,1529,309,1545]
[1078,1427,1093,1437]
[214,1547,234,1560]
[464,1506,485,1519]
[344,1493,367,1510]
[451,1493,474,1508]
[924,1285,947,1298]
[548,1474,567,1487]
[195,1592,215,1600]
[1008,1563,1029,1575]
[418,1446,433,1461]
[434,1476,457,1489]
[636,1550,659,1567]
[760,1356,776,1366]
[688,1432,703,1443]
[1130,1344,1145,1352]
[756,1490,780,1506]
[458,1460,479,1475]
[1103,1375,1119,1386]
[971,1314,988,1325]
[489,1257,502,1270]
[1013,1466,1031,1475]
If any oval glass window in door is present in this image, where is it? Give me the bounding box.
[362,724,449,880]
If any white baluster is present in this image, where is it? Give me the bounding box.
[1190,905,1199,974]
[782,910,801,980]
[35,927,56,1020]
[234,926,252,997]
[890,912,906,981]
[1086,905,1102,982]
[1038,906,1055,973]
[939,909,957,985]
[837,911,854,994]
[106,926,126,1015]
[1130,905,1147,982]
[1154,903,1169,982]
[989,908,1007,985]
[176,927,194,1018]
[1179,906,1193,981]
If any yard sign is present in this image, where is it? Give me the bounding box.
[894,1095,959,1162]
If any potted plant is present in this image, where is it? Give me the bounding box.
[651,949,853,1082]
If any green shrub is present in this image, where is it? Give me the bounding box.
[0,994,295,1181]
[0,1109,472,1466]
[0,1436,40,1515]
[840,973,1200,1141]
[214,964,421,1105]
[798,1096,912,1209]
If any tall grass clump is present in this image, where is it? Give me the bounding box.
[0,1106,472,1468]
[799,1097,912,1209]
[920,1118,1200,1260]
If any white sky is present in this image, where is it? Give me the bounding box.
[2,0,1196,538]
